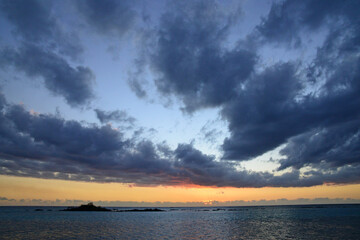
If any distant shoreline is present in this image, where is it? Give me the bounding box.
[1,203,359,208]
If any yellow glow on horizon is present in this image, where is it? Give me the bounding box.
[0,175,359,204]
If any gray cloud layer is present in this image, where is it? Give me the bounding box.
[75,0,135,37]
[1,93,359,187]
[0,0,93,107]
[0,44,94,107]
[136,1,255,113]
[255,0,359,47]
[132,0,360,177]
[0,0,83,59]
[0,0,359,188]
[0,0,141,107]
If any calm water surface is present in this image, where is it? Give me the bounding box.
[0,205,359,239]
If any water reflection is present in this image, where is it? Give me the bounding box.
[0,205,359,239]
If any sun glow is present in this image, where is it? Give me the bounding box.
[1,175,359,206]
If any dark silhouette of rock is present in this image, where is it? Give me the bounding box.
[61,203,165,212]
[62,202,111,211]
[212,208,225,211]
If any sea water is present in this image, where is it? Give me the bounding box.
[0,205,359,239]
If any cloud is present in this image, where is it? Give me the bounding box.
[280,121,360,170]
[131,0,255,113]
[255,0,359,47]
[198,120,224,145]
[0,196,15,202]
[1,93,359,187]
[0,93,172,185]
[0,0,95,107]
[0,0,83,59]
[221,63,302,160]
[0,1,359,188]
[128,75,148,99]
[200,128,222,145]
[0,0,54,41]
[94,109,135,125]
[250,0,360,170]
[131,0,360,176]
[0,44,95,107]
[223,2,360,170]
[75,0,136,37]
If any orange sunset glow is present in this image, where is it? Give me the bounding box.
[1,175,359,206]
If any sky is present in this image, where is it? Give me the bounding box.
[0,0,359,206]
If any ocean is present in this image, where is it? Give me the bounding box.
[0,204,359,239]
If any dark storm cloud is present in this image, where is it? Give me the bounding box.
[1,93,358,187]
[172,144,359,188]
[0,94,171,184]
[172,143,265,187]
[75,0,135,37]
[131,0,360,178]
[0,0,96,107]
[221,63,302,160]
[0,0,359,188]
[223,25,360,168]
[232,2,359,173]
[0,0,53,41]
[94,109,135,125]
[0,44,94,107]
[222,56,359,163]
[253,0,360,170]
[132,0,256,112]
[279,120,360,170]
[255,0,359,46]
[0,0,83,59]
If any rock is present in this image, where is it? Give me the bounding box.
[62,202,111,211]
